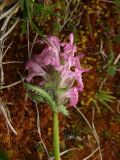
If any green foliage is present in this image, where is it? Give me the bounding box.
[58,105,69,116]
[19,0,43,35]
[95,90,116,112]
[19,1,64,35]
[89,90,116,114]
[19,0,33,19]
[53,23,62,34]
[24,82,56,111]
[0,151,8,160]
[107,52,117,76]
[33,3,54,16]
[24,83,69,116]
[21,21,27,34]
[19,0,25,11]
[107,65,116,76]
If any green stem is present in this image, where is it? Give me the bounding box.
[53,112,60,160]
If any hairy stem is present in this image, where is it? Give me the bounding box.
[53,112,60,160]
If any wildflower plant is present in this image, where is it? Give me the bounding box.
[24,33,88,160]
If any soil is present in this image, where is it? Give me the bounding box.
[0,0,120,160]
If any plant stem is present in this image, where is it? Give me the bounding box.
[53,112,60,160]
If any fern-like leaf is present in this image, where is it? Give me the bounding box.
[58,105,69,116]
[27,91,44,103]
[95,90,116,112]
[24,83,56,112]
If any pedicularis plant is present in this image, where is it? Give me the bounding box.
[24,33,88,160]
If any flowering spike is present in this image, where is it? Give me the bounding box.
[26,33,88,108]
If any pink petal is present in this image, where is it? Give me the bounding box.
[47,36,60,53]
[61,33,77,60]
[69,33,74,44]
[26,60,46,82]
[66,87,78,106]
[73,68,84,91]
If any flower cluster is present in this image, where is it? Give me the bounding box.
[26,33,88,107]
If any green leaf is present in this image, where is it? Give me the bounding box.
[24,83,56,112]
[96,90,115,102]
[34,3,53,15]
[0,151,8,160]
[25,0,32,21]
[19,0,25,11]
[27,91,44,103]
[107,65,116,76]
[21,21,27,34]
[24,83,69,116]
[57,87,68,94]
[58,105,69,116]
[30,20,43,36]
[95,90,116,112]
[53,23,62,34]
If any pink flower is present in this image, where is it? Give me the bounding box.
[26,33,88,107]
[33,36,60,69]
[61,33,77,60]
[26,60,46,82]
[58,55,88,91]
[46,36,60,68]
[66,87,78,106]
